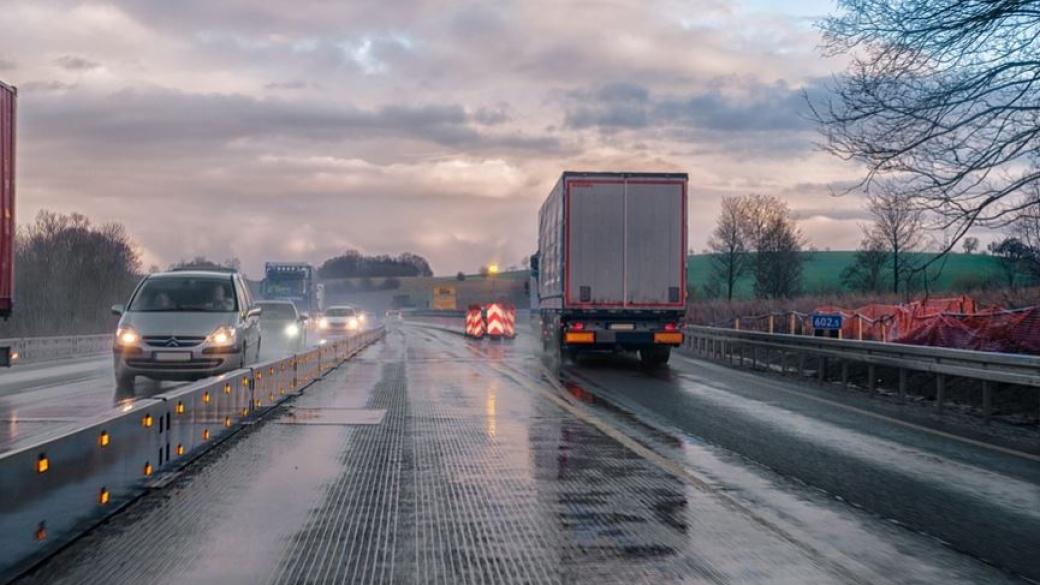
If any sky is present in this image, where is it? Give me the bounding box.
[0,0,870,278]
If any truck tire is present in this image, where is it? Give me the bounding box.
[639,346,670,368]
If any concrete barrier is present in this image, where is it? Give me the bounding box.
[0,327,385,583]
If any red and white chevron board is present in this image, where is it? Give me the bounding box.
[503,304,516,338]
[465,305,484,338]
[485,303,506,337]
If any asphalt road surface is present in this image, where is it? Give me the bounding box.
[12,321,1037,585]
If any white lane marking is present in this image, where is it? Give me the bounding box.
[677,353,1040,464]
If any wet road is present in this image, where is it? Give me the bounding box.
[13,322,1033,584]
[0,334,325,454]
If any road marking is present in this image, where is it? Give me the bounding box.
[489,360,888,585]
[677,353,1040,463]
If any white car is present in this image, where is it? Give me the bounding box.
[318,305,360,335]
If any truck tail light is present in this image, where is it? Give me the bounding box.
[569,322,585,331]
[664,323,678,331]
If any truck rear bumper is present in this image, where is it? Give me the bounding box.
[563,330,683,349]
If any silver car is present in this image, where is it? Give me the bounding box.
[111,270,262,387]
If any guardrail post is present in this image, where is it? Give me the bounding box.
[841,361,849,390]
[982,380,992,422]
[789,313,796,335]
[857,315,863,341]
[798,352,806,378]
[898,368,907,403]
[868,364,876,394]
[936,374,946,412]
[818,356,826,384]
[768,315,774,334]
[734,317,741,331]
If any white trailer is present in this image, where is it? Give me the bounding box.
[534,171,687,367]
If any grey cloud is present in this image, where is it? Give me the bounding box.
[566,79,824,133]
[0,59,15,71]
[790,208,873,221]
[24,88,560,154]
[55,55,101,71]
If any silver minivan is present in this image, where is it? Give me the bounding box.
[111,270,262,387]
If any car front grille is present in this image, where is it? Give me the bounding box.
[126,358,222,370]
[142,335,206,348]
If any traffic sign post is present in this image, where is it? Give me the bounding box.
[811,313,843,338]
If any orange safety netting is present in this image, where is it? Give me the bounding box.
[814,296,1040,354]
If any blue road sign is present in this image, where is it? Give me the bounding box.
[811,313,844,330]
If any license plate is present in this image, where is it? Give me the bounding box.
[609,323,635,331]
[154,351,191,362]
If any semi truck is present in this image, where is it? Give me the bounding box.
[261,262,321,314]
[534,171,687,367]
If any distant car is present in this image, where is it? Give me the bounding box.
[256,300,308,353]
[111,270,262,387]
[385,309,403,320]
[319,305,360,334]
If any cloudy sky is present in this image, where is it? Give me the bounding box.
[0,0,868,277]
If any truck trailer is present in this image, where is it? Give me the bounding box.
[534,171,687,367]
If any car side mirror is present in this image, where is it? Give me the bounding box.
[247,306,262,318]
[111,304,125,316]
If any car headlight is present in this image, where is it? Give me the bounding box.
[358,313,366,323]
[284,323,300,338]
[318,318,329,330]
[115,327,139,346]
[207,326,237,347]
[347,317,359,329]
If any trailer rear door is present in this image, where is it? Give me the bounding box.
[625,180,685,306]
[566,180,625,305]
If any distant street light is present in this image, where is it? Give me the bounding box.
[487,263,499,276]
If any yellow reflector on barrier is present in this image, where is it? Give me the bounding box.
[176,402,185,414]
[202,429,210,440]
[142,414,153,428]
[143,462,152,477]
[99,487,110,505]
[98,431,110,447]
[653,332,684,344]
[224,416,231,428]
[36,454,49,474]
[224,383,232,394]
[34,523,46,541]
[254,399,261,408]
[564,331,595,344]
[243,377,250,386]
[203,392,211,404]
[241,407,248,416]
[176,444,185,456]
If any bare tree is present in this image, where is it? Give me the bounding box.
[0,211,141,336]
[742,194,807,299]
[707,196,752,301]
[813,1,1040,252]
[961,237,979,255]
[841,235,888,292]
[865,189,925,294]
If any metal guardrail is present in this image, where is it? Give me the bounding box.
[0,327,385,583]
[684,326,1040,419]
[0,334,112,365]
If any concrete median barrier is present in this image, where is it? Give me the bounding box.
[0,327,385,584]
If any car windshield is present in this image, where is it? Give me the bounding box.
[258,303,296,320]
[326,307,356,317]
[129,276,238,312]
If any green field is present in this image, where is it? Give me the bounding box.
[687,251,1004,299]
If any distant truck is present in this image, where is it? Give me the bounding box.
[431,286,456,310]
[534,171,687,367]
[0,82,15,366]
[261,262,321,314]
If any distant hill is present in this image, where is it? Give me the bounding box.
[687,251,1003,299]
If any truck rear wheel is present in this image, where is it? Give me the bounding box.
[639,347,671,368]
